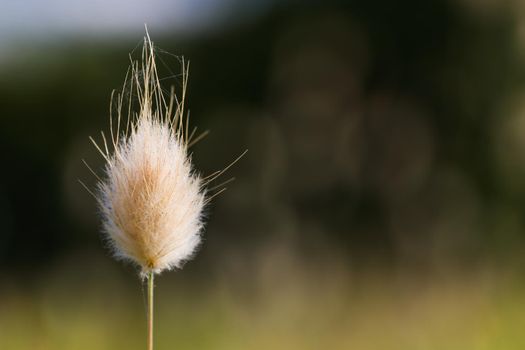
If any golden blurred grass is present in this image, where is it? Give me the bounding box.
[1,253,525,350]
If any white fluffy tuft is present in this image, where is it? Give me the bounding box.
[92,33,207,275]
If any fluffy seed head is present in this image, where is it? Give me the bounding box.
[91,33,207,275]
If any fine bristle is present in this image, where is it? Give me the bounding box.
[92,32,206,274]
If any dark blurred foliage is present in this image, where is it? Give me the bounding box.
[1,0,525,277]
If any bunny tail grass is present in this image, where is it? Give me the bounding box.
[92,31,207,275]
[83,27,246,350]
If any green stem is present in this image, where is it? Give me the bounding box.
[147,271,155,350]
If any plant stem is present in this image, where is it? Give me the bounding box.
[147,271,155,350]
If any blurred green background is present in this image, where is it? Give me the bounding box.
[3,0,525,349]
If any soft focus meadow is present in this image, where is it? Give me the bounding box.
[4,0,525,349]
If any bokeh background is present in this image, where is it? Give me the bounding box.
[3,0,525,349]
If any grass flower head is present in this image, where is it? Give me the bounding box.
[89,33,207,275]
